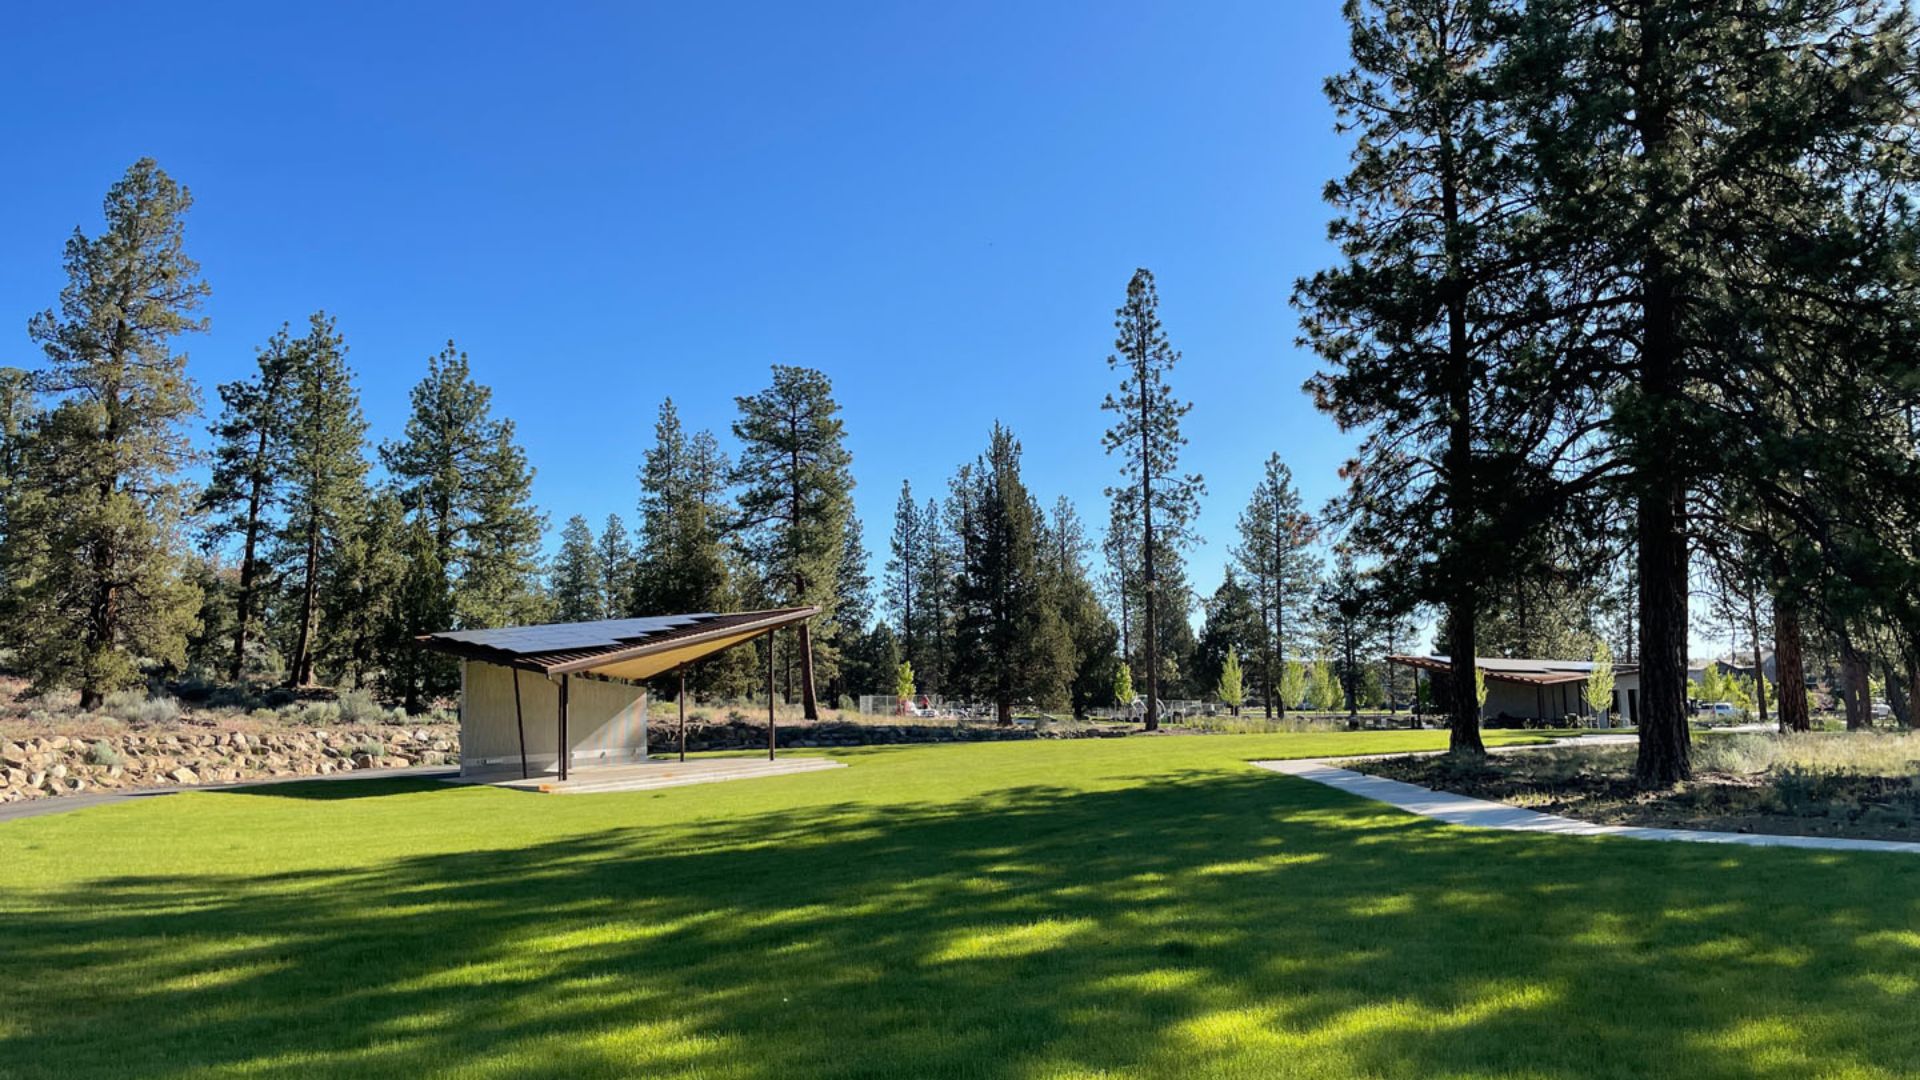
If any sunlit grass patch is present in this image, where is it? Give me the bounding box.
[1,730,1918,1078]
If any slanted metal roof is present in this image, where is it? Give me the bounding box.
[417,607,818,677]
[1387,654,1639,687]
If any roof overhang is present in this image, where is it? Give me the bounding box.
[416,607,819,679]
[1386,654,1637,687]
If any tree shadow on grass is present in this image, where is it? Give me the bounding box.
[207,775,469,801]
[4,771,1920,1078]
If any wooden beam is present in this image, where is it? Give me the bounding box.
[512,667,529,780]
[767,628,776,761]
[678,666,688,764]
[557,673,571,782]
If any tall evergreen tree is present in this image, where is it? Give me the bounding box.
[951,424,1070,723]
[383,513,457,711]
[381,343,543,633]
[1298,0,1585,753]
[199,325,295,679]
[1101,268,1205,731]
[595,514,632,617]
[458,423,546,628]
[731,366,855,719]
[320,489,406,690]
[914,495,958,694]
[550,514,605,623]
[634,399,733,616]
[1517,0,1920,781]
[1233,454,1320,717]
[277,312,367,686]
[9,159,208,706]
[883,480,924,668]
[1042,495,1121,719]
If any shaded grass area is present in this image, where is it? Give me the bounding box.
[3,731,1919,1079]
[1352,733,1920,842]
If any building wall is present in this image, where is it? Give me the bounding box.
[460,660,649,775]
[1481,670,1641,724]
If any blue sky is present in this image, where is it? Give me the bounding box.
[1,3,1359,621]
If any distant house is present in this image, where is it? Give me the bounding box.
[1387,655,1643,726]
[1707,649,1777,682]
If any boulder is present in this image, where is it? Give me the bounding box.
[170,767,199,785]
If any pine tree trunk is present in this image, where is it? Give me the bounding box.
[1445,598,1484,754]
[1907,643,1920,732]
[1839,635,1872,730]
[1634,479,1692,785]
[796,621,820,720]
[289,513,322,687]
[1629,15,1692,788]
[1140,359,1159,733]
[1275,596,1288,719]
[1746,589,1768,727]
[1882,657,1912,728]
[1774,600,1810,732]
[231,518,259,682]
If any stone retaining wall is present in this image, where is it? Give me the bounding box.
[0,725,458,802]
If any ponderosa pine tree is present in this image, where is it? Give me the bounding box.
[320,489,406,689]
[1233,453,1319,717]
[10,159,207,706]
[1100,498,1140,665]
[822,512,875,704]
[914,495,958,694]
[1515,0,1920,782]
[732,366,855,719]
[199,325,296,679]
[381,343,544,633]
[1298,0,1579,754]
[278,312,367,687]
[1101,268,1205,731]
[883,480,924,668]
[634,399,733,616]
[383,513,457,711]
[596,514,632,617]
[550,515,605,623]
[1315,547,1382,723]
[1042,495,1120,719]
[951,424,1070,723]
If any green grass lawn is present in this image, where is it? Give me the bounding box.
[4,730,1919,1080]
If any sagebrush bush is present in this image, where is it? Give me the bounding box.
[286,700,342,727]
[335,689,386,725]
[102,690,180,725]
[86,740,122,768]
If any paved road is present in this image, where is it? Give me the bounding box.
[0,764,458,825]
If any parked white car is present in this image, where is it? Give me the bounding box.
[1704,702,1740,719]
[1872,701,1893,721]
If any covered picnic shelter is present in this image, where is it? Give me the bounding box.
[417,606,818,781]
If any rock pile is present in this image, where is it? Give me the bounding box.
[0,724,459,802]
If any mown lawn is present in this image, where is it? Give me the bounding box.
[3,730,1919,1079]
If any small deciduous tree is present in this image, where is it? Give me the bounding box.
[1217,647,1245,716]
[1584,640,1616,724]
[895,660,916,707]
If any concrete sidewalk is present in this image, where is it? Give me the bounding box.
[1255,757,1920,856]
